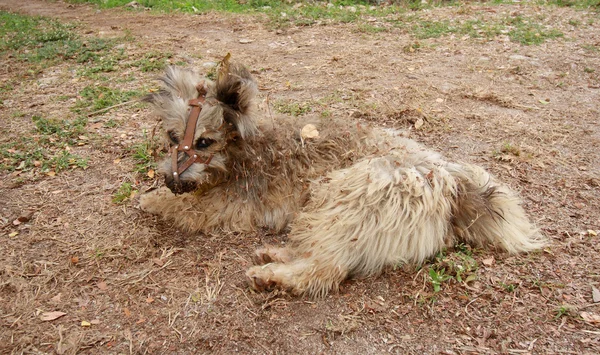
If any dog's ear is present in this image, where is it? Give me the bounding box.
[215,54,258,139]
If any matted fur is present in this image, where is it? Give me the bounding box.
[140,58,546,298]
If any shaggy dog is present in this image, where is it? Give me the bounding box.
[140,56,545,298]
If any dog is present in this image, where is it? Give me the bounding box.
[140,56,545,298]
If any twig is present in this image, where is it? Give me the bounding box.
[87,99,140,117]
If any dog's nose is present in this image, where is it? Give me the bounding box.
[164,174,197,195]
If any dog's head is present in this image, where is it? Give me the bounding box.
[146,56,258,194]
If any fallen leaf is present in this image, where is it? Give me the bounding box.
[81,320,91,327]
[146,297,154,304]
[113,159,121,164]
[17,212,33,223]
[97,281,108,291]
[593,286,600,303]
[580,311,600,324]
[147,169,155,179]
[8,232,19,238]
[152,258,164,266]
[482,257,495,266]
[239,38,254,44]
[301,124,319,140]
[90,319,101,325]
[136,318,146,324]
[124,308,131,317]
[50,293,62,303]
[47,171,56,177]
[435,98,444,103]
[12,219,21,226]
[70,256,79,265]
[588,230,598,237]
[40,311,67,321]
[414,118,424,129]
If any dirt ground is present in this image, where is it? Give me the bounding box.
[1,0,599,354]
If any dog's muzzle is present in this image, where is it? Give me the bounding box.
[167,90,213,195]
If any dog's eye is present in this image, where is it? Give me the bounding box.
[167,131,180,144]
[195,138,215,150]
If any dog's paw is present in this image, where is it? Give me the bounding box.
[139,187,173,213]
[246,266,277,292]
[253,246,292,265]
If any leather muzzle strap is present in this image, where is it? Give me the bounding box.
[170,96,214,182]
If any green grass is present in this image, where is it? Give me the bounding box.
[74,85,142,114]
[130,130,158,176]
[0,116,88,174]
[0,11,115,67]
[112,182,136,204]
[130,51,172,72]
[425,245,479,293]
[274,100,313,116]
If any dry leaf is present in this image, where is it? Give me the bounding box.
[580,312,600,324]
[40,311,67,321]
[113,159,121,164]
[81,320,91,327]
[47,171,56,177]
[17,212,33,223]
[50,293,62,303]
[239,38,254,44]
[147,169,155,179]
[414,118,424,129]
[70,256,79,265]
[152,258,164,266]
[97,281,108,291]
[482,257,495,266]
[124,308,131,317]
[588,230,598,237]
[146,297,154,304]
[8,232,19,238]
[301,124,319,140]
[593,286,600,303]
[90,319,101,325]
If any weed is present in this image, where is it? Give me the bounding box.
[500,282,518,292]
[412,20,455,39]
[584,67,596,73]
[103,118,120,128]
[50,150,88,172]
[74,85,142,113]
[428,267,452,292]
[500,142,521,156]
[113,182,135,204]
[274,100,312,116]
[504,16,563,45]
[131,130,157,176]
[0,11,114,68]
[131,51,172,72]
[554,305,574,320]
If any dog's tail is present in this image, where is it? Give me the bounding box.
[447,163,545,253]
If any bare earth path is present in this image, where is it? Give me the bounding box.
[1,0,599,354]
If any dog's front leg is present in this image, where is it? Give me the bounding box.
[139,187,214,232]
[246,257,349,298]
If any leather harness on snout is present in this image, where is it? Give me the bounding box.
[170,89,214,183]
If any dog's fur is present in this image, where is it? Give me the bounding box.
[140,58,545,298]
